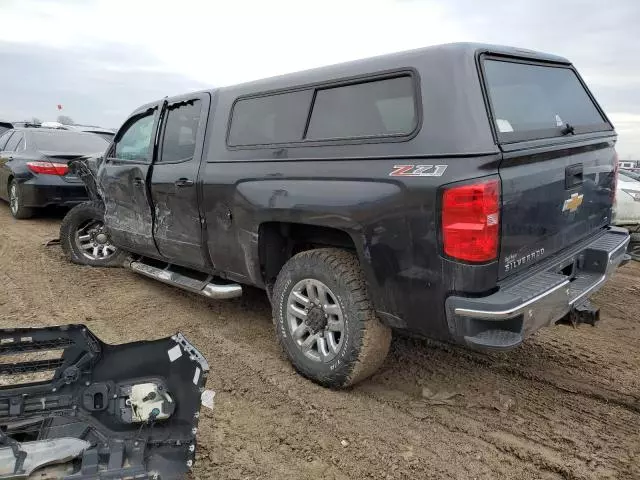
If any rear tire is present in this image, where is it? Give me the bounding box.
[272,248,391,388]
[8,179,35,219]
[60,201,128,267]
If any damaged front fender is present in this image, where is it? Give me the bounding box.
[69,156,104,203]
[0,325,211,479]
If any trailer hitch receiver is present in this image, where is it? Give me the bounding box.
[570,299,600,326]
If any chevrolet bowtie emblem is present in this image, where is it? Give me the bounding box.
[563,193,584,213]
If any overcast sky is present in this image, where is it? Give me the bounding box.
[0,0,638,158]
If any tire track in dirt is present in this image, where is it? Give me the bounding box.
[182,316,564,480]
[370,357,636,477]
[378,336,640,474]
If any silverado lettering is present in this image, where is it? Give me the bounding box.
[504,249,546,272]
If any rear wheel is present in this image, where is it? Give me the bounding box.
[60,201,128,267]
[8,179,34,219]
[272,248,391,388]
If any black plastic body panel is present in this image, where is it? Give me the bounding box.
[0,325,209,479]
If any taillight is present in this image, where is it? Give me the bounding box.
[27,161,69,176]
[442,179,500,263]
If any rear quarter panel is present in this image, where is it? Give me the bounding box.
[200,155,501,338]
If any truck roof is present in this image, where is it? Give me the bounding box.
[130,42,579,157]
[215,42,571,96]
[140,42,570,109]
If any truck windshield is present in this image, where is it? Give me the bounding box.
[483,59,611,142]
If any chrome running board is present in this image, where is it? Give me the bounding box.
[129,260,242,300]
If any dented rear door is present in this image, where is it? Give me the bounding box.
[150,92,211,269]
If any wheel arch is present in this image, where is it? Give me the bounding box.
[257,221,370,296]
[225,179,405,326]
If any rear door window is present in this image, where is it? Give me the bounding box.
[483,59,611,142]
[158,100,201,163]
[306,76,417,140]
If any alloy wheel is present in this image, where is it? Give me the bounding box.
[286,279,345,363]
[75,220,118,260]
[9,184,18,215]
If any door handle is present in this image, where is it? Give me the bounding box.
[133,177,144,187]
[565,164,583,189]
[175,178,194,187]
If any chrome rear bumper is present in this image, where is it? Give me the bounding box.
[445,227,630,349]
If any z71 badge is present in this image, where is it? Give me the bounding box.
[389,164,448,177]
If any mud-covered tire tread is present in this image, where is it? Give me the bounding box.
[59,201,127,267]
[272,248,391,388]
[8,179,34,219]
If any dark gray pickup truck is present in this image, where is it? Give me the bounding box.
[59,43,630,388]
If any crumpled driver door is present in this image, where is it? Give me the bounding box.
[98,102,163,258]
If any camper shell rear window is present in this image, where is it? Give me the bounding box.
[482,57,612,143]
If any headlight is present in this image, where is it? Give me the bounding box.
[622,189,640,202]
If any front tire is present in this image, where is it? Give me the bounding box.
[60,201,128,267]
[8,179,34,219]
[272,248,391,388]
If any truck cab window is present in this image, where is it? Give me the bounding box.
[114,113,156,161]
[158,100,201,163]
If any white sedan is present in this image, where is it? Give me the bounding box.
[615,171,640,228]
[614,171,640,259]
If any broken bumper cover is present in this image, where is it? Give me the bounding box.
[0,325,210,479]
[445,227,630,350]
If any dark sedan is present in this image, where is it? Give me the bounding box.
[0,127,108,218]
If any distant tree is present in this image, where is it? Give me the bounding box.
[31,117,41,124]
[57,115,74,125]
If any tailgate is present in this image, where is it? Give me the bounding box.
[481,56,617,279]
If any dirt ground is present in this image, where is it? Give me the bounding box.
[0,204,638,480]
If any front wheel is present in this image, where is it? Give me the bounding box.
[60,201,128,267]
[272,248,391,388]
